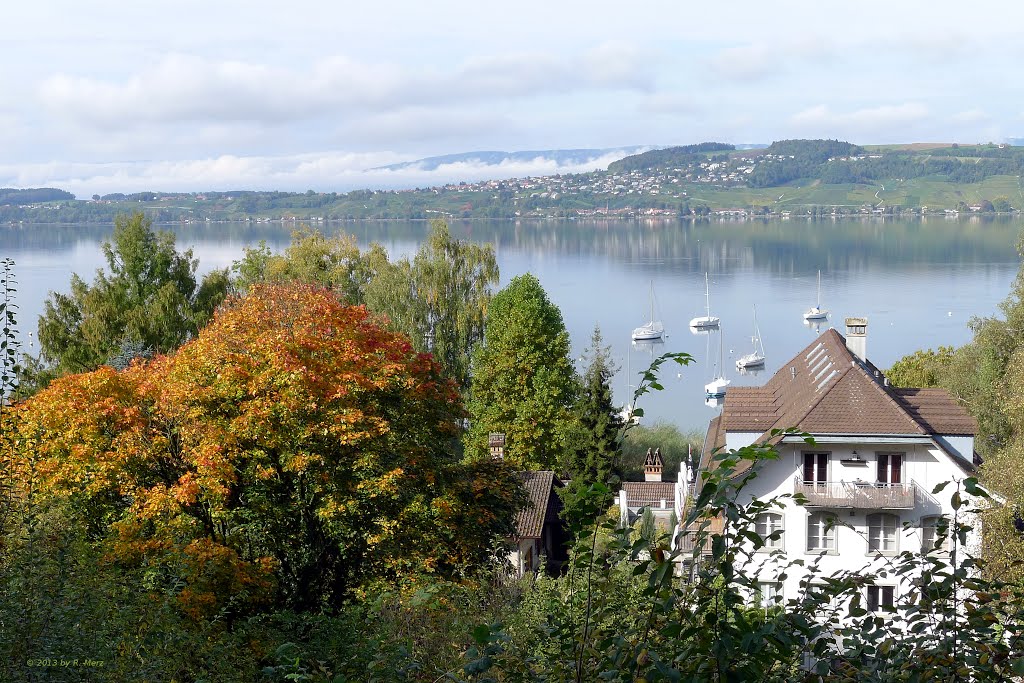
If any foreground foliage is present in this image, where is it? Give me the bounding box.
[456,440,1024,682]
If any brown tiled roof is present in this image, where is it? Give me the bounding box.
[719,328,974,441]
[893,388,978,435]
[621,481,676,508]
[514,471,561,539]
[697,328,980,481]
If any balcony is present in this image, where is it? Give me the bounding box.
[792,477,918,510]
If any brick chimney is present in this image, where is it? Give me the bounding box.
[845,316,867,363]
[644,447,664,482]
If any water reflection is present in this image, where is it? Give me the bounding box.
[3,215,1022,273]
[6,216,1022,433]
[631,338,666,357]
[803,318,829,335]
[735,365,765,378]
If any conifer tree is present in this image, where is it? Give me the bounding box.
[559,324,624,526]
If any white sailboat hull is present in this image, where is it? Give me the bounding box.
[736,353,765,369]
[689,315,720,329]
[631,322,664,341]
[704,377,731,397]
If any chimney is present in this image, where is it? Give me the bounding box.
[644,447,664,482]
[845,316,867,363]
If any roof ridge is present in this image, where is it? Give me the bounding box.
[762,331,852,441]
[534,470,553,533]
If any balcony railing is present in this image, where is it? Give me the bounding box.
[792,477,917,509]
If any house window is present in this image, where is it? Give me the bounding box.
[806,512,836,553]
[755,512,784,550]
[866,585,895,613]
[876,453,903,486]
[867,513,899,555]
[921,515,949,553]
[755,581,781,608]
[803,452,828,485]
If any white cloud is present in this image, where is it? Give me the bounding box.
[705,38,834,82]
[342,108,513,146]
[790,103,930,133]
[0,148,635,197]
[37,46,651,132]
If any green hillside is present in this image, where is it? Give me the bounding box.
[3,140,1024,222]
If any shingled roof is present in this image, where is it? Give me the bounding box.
[702,328,978,475]
[514,471,562,540]
[719,328,976,441]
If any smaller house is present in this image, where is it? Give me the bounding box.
[618,448,681,533]
[510,471,570,577]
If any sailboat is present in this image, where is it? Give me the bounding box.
[803,270,829,321]
[632,282,665,341]
[704,329,731,398]
[736,305,766,369]
[689,272,721,329]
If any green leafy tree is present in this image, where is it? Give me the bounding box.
[35,212,229,378]
[885,346,956,389]
[232,220,498,391]
[1,258,17,406]
[231,227,371,304]
[621,420,703,480]
[888,241,1024,579]
[560,324,623,521]
[364,220,499,391]
[466,273,580,470]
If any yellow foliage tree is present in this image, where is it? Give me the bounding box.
[3,283,523,616]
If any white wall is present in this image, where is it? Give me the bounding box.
[724,431,762,452]
[703,438,981,611]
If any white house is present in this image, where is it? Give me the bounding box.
[682,318,980,614]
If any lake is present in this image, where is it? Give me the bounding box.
[3,216,1021,434]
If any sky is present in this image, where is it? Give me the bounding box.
[2,0,1022,196]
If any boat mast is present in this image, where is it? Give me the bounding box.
[705,273,712,317]
[650,281,655,325]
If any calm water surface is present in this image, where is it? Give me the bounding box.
[3,217,1021,433]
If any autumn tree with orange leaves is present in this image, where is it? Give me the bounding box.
[1,282,523,617]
